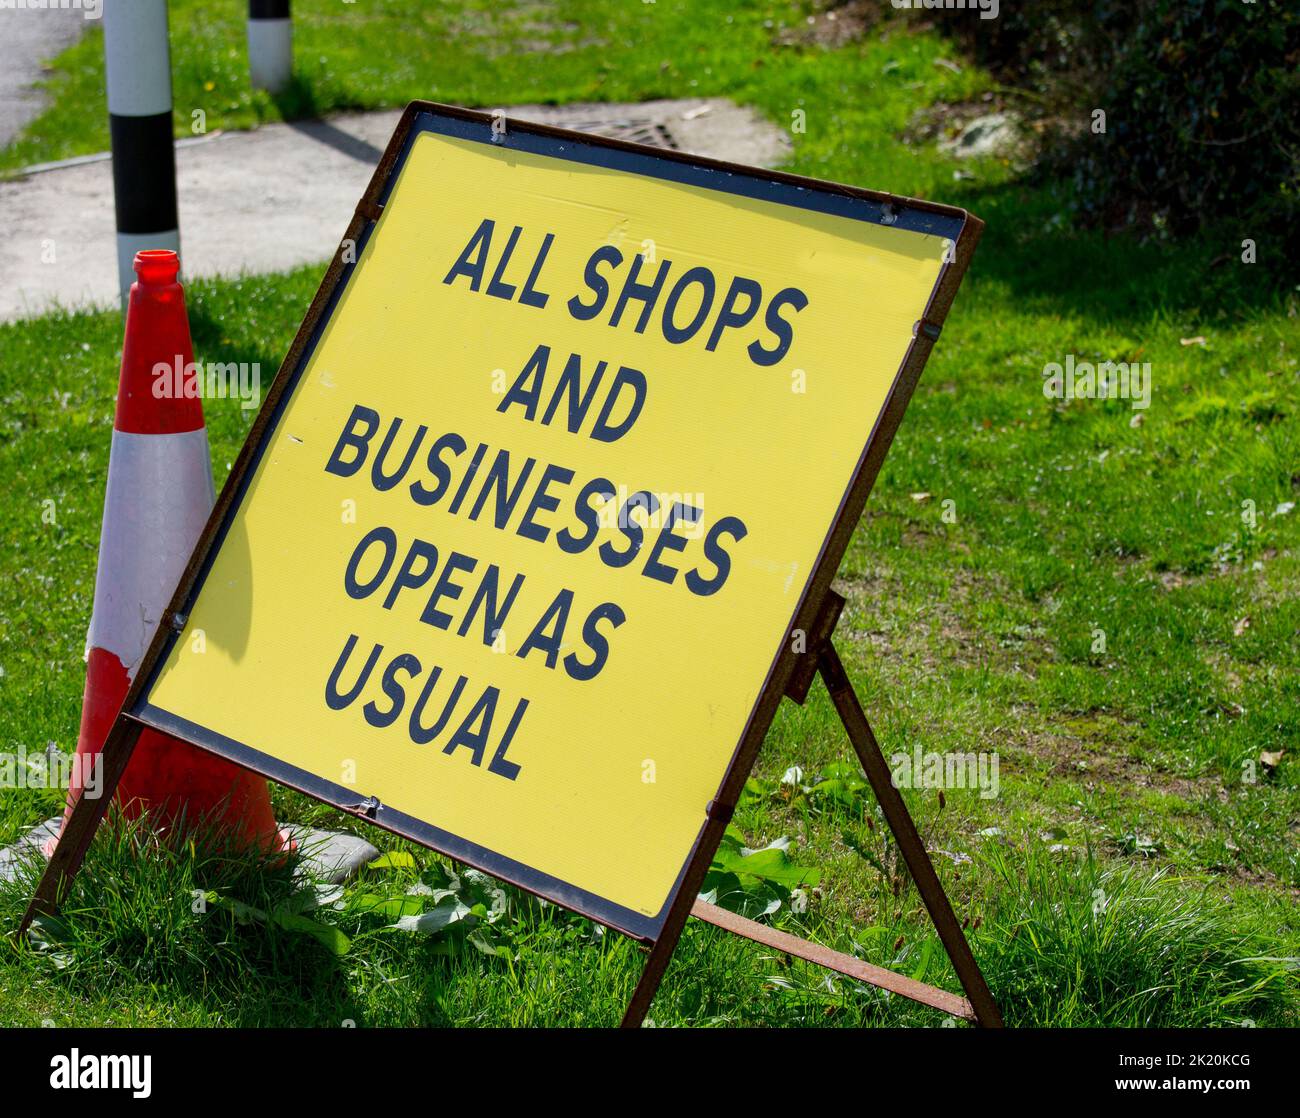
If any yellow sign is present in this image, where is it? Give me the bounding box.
[138,107,966,935]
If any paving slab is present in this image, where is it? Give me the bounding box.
[0,816,379,886]
[1,98,791,320]
[0,816,60,885]
[0,4,89,148]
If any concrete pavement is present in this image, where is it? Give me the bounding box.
[0,3,89,148]
[1,99,790,320]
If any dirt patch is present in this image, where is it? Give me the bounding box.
[1009,715,1219,803]
[834,561,1053,675]
[774,1,885,48]
[834,566,987,672]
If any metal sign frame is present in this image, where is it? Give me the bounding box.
[21,102,1000,1026]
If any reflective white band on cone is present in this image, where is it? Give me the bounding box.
[86,427,216,679]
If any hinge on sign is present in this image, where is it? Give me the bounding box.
[355,199,384,222]
[168,611,188,633]
[918,320,942,341]
[346,796,382,819]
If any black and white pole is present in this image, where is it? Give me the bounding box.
[104,0,180,305]
[248,0,293,94]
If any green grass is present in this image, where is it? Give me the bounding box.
[2,0,987,179]
[1,0,1297,1027]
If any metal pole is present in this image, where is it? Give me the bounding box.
[104,0,180,306]
[248,0,292,94]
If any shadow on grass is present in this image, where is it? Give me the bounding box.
[0,810,356,1027]
[949,175,1287,324]
[269,75,324,125]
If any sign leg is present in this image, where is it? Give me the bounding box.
[620,813,733,1027]
[16,716,142,939]
[817,642,1004,1027]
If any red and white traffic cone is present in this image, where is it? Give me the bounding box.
[52,250,286,854]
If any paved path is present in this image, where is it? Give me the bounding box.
[1,99,790,320]
[0,3,89,148]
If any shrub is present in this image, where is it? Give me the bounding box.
[946,1,1300,269]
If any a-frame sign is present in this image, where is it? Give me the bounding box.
[23,102,1001,1027]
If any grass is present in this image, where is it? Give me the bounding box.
[2,0,988,179]
[0,0,1297,1027]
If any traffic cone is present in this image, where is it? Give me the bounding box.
[53,250,286,854]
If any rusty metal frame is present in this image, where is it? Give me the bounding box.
[19,101,998,1027]
[621,590,1001,1027]
[690,902,975,1022]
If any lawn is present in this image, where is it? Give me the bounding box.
[0,0,1296,1027]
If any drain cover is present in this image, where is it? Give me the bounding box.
[554,117,679,150]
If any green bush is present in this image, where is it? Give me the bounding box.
[947,1,1300,269]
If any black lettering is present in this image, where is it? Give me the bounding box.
[599,491,658,568]
[661,266,716,344]
[590,365,646,443]
[564,602,625,682]
[497,345,548,422]
[556,476,614,554]
[458,565,526,646]
[517,589,573,669]
[519,232,554,309]
[382,538,439,610]
[706,276,763,352]
[370,417,427,491]
[324,403,380,477]
[363,653,421,728]
[686,515,748,596]
[419,551,479,631]
[325,635,381,710]
[345,526,397,599]
[447,442,488,515]
[468,449,536,529]
[485,224,523,301]
[442,687,499,766]
[542,352,606,433]
[408,668,467,745]
[643,501,702,585]
[748,286,808,367]
[567,245,622,320]
[609,253,672,333]
[410,431,466,506]
[442,218,494,290]
[487,698,528,780]
[517,463,575,543]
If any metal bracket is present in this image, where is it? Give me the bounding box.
[784,589,846,705]
[344,795,382,820]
